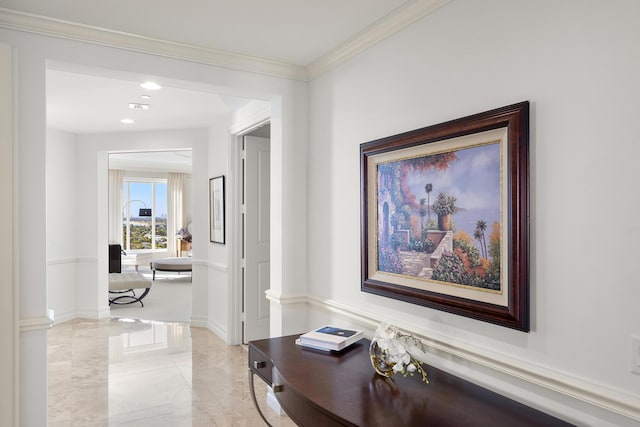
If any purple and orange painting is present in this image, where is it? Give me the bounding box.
[376,142,502,291]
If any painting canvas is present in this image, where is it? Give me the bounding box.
[361,102,530,331]
[376,141,502,291]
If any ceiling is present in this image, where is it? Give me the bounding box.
[1,0,439,167]
[46,67,255,134]
[0,0,410,66]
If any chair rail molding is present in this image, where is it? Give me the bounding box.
[204,260,227,272]
[47,257,80,265]
[306,295,640,424]
[19,313,54,333]
[264,289,307,306]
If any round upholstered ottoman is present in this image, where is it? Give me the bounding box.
[150,257,192,280]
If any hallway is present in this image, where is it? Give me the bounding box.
[47,318,295,426]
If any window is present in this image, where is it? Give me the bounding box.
[122,179,167,251]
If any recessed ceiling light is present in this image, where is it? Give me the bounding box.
[141,94,151,100]
[121,118,135,124]
[140,81,162,90]
[129,103,150,110]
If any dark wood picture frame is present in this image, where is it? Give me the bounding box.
[360,102,530,331]
[209,175,225,244]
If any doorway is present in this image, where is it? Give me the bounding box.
[107,150,193,323]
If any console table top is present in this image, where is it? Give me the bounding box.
[249,335,573,427]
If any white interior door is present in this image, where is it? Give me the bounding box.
[243,135,270,343]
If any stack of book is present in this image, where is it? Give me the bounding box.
[296,325,364,352]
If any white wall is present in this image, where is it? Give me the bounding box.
[1,25,308,425]
[203,116,231,335]
[307,0,640,425]
[46,128,78,324]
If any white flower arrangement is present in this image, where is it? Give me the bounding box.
[370,322,430,384]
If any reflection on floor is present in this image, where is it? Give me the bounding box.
[48,318,296,426]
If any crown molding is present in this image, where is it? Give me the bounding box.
[306,0,451,79]
[0,7,307,81]
[0,1,450,82]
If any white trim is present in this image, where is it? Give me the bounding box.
[264,289,308,306]
[228,134,243,345]
[51,309,75,325]
[46,257,76,265]
[190,315,208,328]
[229,101,271,135]
[206,319,228,343]
[122,176,167,184]
[306,0,451,79]
[76,307,111,320]
[11,45,18,427]
[19,314,53,332]
[228,114,272,346]
[47,256,97,265]
[0,2,450,81]
[0,40,17,427]
[205,260,228,272]
[0,8,307,81]
[305,295,640,423]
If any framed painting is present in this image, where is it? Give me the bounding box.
[360,102,530,331]
[209,175,225,244]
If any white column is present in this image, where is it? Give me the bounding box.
[267,86,310,338]
[0,41,17,427]
[18,48,50,427]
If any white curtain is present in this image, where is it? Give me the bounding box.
[108,169,124,245]
[167,172,185,257]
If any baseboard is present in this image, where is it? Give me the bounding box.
[75,307,110,320]
[52,309,76,325]
[207,320,228,342]
[190,315,208,328]
[305,295,640,425]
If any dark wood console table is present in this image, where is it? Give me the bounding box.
[248,335,573,427]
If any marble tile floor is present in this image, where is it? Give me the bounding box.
[48,318,297,426]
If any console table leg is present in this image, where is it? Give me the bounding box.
[249,369,274,427]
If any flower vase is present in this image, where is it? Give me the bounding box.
[368,323,430,384]
[369,337,395,378]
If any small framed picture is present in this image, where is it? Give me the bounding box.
[209,176,225,244]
